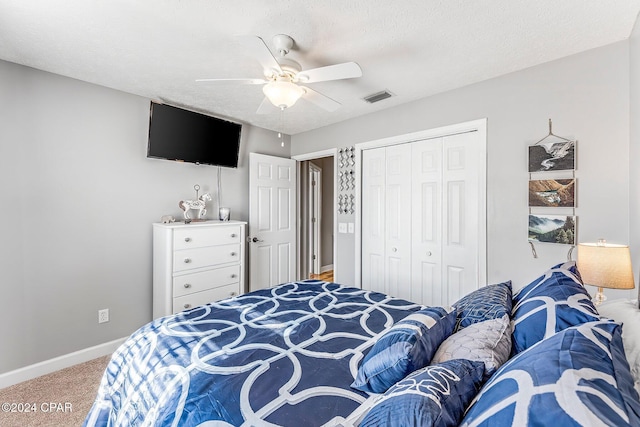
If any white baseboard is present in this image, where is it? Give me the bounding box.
[0,337,126,390]
[321,264,334,273]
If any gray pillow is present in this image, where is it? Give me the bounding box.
[431,314,512,380]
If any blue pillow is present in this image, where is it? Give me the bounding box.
[352,306,456,393]
[461,321,640,426]
[453,281,512,331]
[511,261,599,354]
[360,359,485,427]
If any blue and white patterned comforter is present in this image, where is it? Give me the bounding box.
[83,280,422,427]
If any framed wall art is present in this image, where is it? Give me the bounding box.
[528,214,576,245]
[528,178,575,207]
[528,140,575,172]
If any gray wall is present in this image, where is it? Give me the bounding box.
[2,29,638,374]
[0,60,290,373]
[631,16,640,299]
[292,41,633,296]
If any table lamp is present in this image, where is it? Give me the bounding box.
[577,239,635,305]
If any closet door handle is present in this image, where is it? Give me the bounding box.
[391,247,398,252]
[426,251,432,257]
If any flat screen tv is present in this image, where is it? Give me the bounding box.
[147,102,242,168]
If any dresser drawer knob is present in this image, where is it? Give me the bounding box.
[230,292,237,297]
[184,258,192,264]
[230,252,237,257]
[231,233,237,238]
[231,274,237,279]
[184,303,191,309]
[184,283,192,289]
[184,237,192,242]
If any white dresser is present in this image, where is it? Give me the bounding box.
[152,220,246,318]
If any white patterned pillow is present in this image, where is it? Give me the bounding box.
[431,314,511,380]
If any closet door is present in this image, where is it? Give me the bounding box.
[361,144,411,297]
[411,138,443,305]
[362,131,482,306]
[361,147,386,293]
[441,132,481,304]
[385,143,412,300]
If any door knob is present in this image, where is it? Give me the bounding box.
[250,237,263,243]
[426,251,432,256]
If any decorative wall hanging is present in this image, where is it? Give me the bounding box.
[528,214,576,245]
[337,146,356,215]
[528,179,575,207]
[528,121,576,172]
[527,119,578,256]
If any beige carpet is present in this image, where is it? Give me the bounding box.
[0,355,110,427]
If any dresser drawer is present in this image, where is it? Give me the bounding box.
[173,226,242,250]
[173,284,239,313]
[173,244,240,272]
[173,265,240,297]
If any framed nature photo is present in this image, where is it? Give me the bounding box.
[528,140,575,172]
[528,179,575,207]
[528,214,576,245]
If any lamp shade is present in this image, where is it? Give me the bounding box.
[577,242,635,290]
[262,80,305,109]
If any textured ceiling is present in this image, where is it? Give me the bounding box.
[1,0,639,135]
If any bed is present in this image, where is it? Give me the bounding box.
[84,263,640,427]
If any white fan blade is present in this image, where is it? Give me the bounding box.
[297,62,362,83]
[256,97,279,114]
[195,78,266,85]
[238,35,283,76]
[302,87,341,112]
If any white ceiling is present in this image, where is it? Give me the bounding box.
[1,1,639,135]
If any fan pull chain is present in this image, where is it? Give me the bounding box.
[279,106,285,147]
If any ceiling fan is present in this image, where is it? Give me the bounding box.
[196,34,362,113]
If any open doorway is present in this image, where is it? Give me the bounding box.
[296,154,335,282]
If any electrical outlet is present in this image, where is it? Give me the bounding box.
[98,308,109,324]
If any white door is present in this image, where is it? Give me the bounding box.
[362,147,386,294]
[361,131,482,306]
[309,163,322,275]
[361,144,412,299]
[441,132,481,303]
[249,153,297,291]
[384,143,412,300]
[411,138,443,304]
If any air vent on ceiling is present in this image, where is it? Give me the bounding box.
[363,90,394,104]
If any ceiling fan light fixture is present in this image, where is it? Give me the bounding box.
[262,80,305,109]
